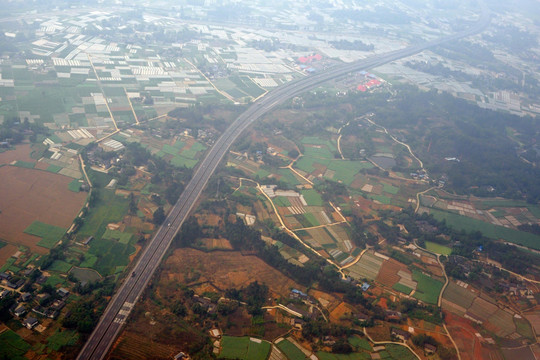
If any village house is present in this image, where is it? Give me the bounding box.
[391,328,411,342]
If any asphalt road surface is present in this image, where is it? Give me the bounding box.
[77,4,490,359]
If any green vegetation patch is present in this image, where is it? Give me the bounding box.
[383,183,399,195]
[161,144,180,156]
[316,352,370,360]
[14,160,35,168]
[49,260,73,273]
[47,330,79,352]
[46,164,63,173]
[218,336,270,360]
[68,179,82,192]
[304,145,335,159]
[78,190,129,240]
[24,221,67,249]
[327,160,373,185]
[276,339,309,360]
[171,155,198,168]
[102,228,133,244]
[0,330,31,360]
[348,336,372,351]
[412,270,443,305]
[80,253,98,268]
[87,238,135,275]
[277,168,301,186]
[367,194,391,205]
[429,208,540,250]
[424,241,452,255]
[392,283,413,295]
[44,275,65,287]
[301,189,324,206]
[274,196,292,207]
[385,344,417,360]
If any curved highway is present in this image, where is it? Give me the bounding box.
[77,4,490,359]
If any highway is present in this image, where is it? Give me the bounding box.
[77,4,490,359]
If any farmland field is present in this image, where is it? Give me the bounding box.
[78,190,129,240]
[24,221,67,249]
[429,208,540,250]
[316,352,370,360]
[87,238,135,275]
[412,270,443,304]
[218,336,271,360]
[163,248,301,298]
[0,329,30,360]
[424,241,452,255]
[392,283,413,295]
[276,339,309,360]
[0,166,86,254]
[47,330,79,352]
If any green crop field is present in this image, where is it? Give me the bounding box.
[161,144,181,155]
[218,336,270,360]
[317,352,370,360]
[424,241,452,255]
[78,190,129,240]
[368,194,391,205]
[24,221,67,249]
[304,145,335,159]
[102,228,133,244]
[278,168,301,186]
[295,155,319,173]
[429,208,540,250]
[348,336,372,351]
[46,164,63,173]
[327,160,373,185]
[0,330,30,360]
[385,344,417,360]
[274,196,292,207]
[412,270,443,305]
[14,160,35,168]
[68,179,82,192]
[277,339,309,360]
[301,189,324,206]
[87,238,135,275]
[392,283,413,295]
[383,183,399,195]
[47,330,79,352]
[45,275,66,287]
[49,260,73,273]
[171,155,198,168]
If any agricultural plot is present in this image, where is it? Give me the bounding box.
[442,282,476,312]
[377,258,417,293]
[429,208,540,250]
[218,336,271,360]
[78,190,129,240]
[276,339,309,360]
[0,330,30,360]
[294,156,372,186]
[346,251,385,281]
[24,221,67,249]
[412,270,443,305]
[69,267,102,282]
[466,297,499,321]
[316,352,370,360]
[47,330,79,352]
[424,241,452,255]
[86,237,135,276]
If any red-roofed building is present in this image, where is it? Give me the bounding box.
[357,85,367,92]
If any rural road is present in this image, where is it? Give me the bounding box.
[77,3,491,359]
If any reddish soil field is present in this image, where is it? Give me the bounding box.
[0,143,35,165]
[376,259,404,287]
[444,311,501,360]
[0,166,87,254]
[162,248,302,298]
[329,302,356,322]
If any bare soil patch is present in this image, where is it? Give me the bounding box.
[0,144,34,165]
[163,248,302,298]
[0,166,86,254]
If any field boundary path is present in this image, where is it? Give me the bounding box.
[78,3,491,357]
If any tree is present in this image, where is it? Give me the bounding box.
[153,207,166,225]
[128,193,137,215]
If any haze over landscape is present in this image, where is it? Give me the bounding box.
[0,1,540,360]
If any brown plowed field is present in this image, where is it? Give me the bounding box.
[0,166,86,254]
[162,248,301,298]
[444,311,501,360]
[376,259,403,287]
[0,143,34,165]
